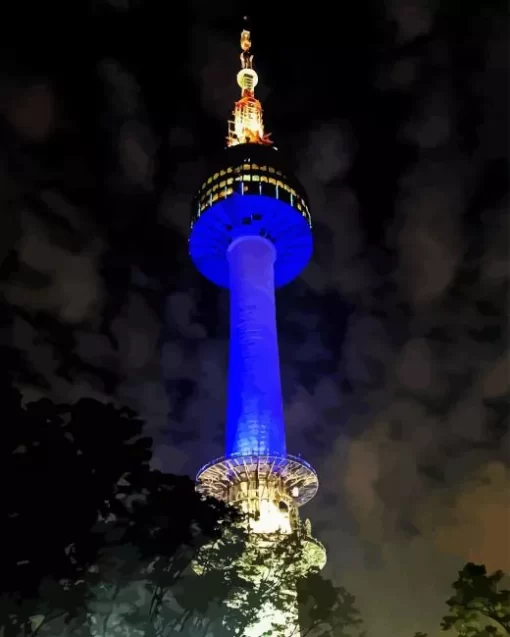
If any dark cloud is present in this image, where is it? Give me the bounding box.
[4,82,56,142]
[5,208,105,323]
[0,4,508,636]
[386,0,433,43]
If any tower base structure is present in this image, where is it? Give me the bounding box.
[194,455,326,636]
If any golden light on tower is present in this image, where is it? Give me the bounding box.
[227,19,272,147]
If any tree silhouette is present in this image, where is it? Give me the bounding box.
[0,384,365,636]
[440,563,510,636]
[0,389,237,636]
[297,572,366,637]
[187,520,366,637]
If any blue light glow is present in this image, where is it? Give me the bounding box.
[189,174,313,462]
[225,236,286,457]
[189,193,312,289]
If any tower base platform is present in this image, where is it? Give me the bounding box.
[196,453,319,507]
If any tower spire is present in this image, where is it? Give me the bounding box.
[227,17,272,147]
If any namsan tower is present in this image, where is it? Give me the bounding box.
[189,18,326,636]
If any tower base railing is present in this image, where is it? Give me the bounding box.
[196,453,319,507]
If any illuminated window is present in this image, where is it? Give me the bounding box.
[219,180,226,188]
[276,170,283,176]
[225,188,233,196]
[251,174,259,181]
[220,169,226,176]
[213,172,219,180]
[268,177,277,185]
[252,163,259,169]
[243,174,251,181]
[227,167,233,173]
[207,177,212,184]
[243,163,250,170]
[260,165,267,171]
[260,175,268,182]
[212,192,219,202]
[227,177,233,185]
[276,180,284,189]
[268,167,275,173]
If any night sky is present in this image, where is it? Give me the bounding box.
[0,1,509,635]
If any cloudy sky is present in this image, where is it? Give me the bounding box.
[0,1,508,634]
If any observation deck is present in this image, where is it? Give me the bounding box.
[189,143,312,289]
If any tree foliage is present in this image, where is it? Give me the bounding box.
[297,572,366,637]
[0,388,239,636]
[0,385,364,637]
[440,563,510,636]
[189,517,365,636]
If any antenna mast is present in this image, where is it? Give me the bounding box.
[226,17,272,147]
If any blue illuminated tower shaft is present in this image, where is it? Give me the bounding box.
[226,236,286,458]
[188,22,326,637]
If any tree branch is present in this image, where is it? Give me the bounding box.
[101,582,121,637]
[30,610,66,637]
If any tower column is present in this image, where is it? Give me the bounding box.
[190,21,326,637]
[226,236,286,458]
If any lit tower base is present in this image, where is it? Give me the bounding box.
[190,21,326,636]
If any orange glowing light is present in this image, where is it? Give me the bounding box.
[226,24,272,148]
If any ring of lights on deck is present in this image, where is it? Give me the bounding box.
[189,143,313,288]
[196,453,319,507]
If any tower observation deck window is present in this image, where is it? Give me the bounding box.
[191,145,312,229]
